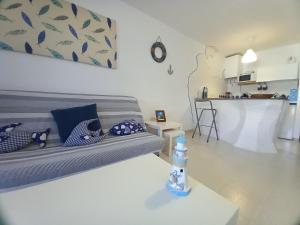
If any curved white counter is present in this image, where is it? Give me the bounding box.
[196,99,286,153]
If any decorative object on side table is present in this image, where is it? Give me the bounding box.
[167,135,191,196]
[0,0,117,69]
[155,110,166,122]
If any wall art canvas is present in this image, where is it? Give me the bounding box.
[0,0,117,69]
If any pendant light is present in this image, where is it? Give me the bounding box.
[241,48,257,64]
[241,36,257,64]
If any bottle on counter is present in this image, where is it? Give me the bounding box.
[202,87,208,100]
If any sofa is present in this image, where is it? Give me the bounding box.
[0,90,164,191]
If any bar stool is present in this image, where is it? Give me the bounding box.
[192,99,219,142]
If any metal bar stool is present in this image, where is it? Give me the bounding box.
[192,98,219,142]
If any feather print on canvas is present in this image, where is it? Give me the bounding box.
[0,0,117,69]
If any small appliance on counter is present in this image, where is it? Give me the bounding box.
[240,93,250,99]
[278,88,298,140]
[197,87,208,100]
[272,93,288,100]
[202,87,208,99]
[225,92,233,99]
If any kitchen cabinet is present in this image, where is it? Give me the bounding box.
[256,63,299,82]
[224,55,242,78]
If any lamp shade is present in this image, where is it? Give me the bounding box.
[241,49,257,64]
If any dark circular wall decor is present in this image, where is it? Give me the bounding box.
[151,41,167,63]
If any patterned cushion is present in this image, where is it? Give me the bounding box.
[0,128,51,154]
[110,120,144,136]
[0,123,22,133]
[0,130,32,154]
[64,119,105,147]
[0,134,10,143]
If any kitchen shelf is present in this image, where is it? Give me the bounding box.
[238,81,257,85]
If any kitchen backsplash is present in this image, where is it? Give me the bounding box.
[226,79,298,96]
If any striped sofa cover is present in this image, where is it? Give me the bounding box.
[0,90,163,191]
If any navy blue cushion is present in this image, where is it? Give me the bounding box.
[110,120,144,136]
[51,104,102,142]
[87,119,101,131]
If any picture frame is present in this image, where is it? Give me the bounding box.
[155,110,166,122]
[0,0,117,69]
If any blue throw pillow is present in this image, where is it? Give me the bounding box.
[64,119,105,147]
[51,104,103,143]
[32,128,51,148]
[110,120,144,136]
[0,123,22,133]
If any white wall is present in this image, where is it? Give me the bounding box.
[227,43,300,138]
[0,0,225,130]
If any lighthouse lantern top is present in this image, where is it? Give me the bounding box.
[176,135,186,144]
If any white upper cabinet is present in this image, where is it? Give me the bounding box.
[256,63,299,82]
[224,55,242,79]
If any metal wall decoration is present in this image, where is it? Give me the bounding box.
[151,36,166,63]
[0,0,117,69]
[167,64,173,75]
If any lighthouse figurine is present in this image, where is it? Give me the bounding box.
[166,134,192,196]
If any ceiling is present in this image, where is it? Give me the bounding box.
[121,0,300,56]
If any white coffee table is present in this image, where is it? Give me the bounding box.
[0,154,238,225]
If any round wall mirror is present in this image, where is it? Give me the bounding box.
[151,41,167,63]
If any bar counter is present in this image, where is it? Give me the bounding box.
[194,98,288,153]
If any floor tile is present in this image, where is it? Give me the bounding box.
[160,131,300,225]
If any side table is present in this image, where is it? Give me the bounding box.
[145,121,183,137]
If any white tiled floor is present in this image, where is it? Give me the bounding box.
[160,131,300,225]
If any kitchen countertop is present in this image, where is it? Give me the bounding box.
[207,98,287,101]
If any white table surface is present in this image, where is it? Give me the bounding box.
[0,154,238,225]
[145,121,183,137]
